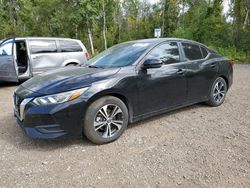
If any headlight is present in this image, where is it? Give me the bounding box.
[33,87,89,105]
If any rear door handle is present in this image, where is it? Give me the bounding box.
[177,69,185,75]
[210,63,216,69]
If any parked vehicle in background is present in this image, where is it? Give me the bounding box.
[13,38,233,144]
[0,37,89,82]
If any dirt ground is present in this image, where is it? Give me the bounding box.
[0,64,249,188]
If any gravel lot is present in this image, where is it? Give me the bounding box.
[0,64,249,188]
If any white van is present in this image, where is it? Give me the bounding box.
[0,37,89,82]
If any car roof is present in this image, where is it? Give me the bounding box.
[127,38,208,48]
[13,37,81,42]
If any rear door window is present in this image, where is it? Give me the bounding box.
[182,43,203,61]
[59,40,83,52]
[30,40,57,54]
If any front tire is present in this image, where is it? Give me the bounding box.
[83,96,129,144]
[206,77,227,107]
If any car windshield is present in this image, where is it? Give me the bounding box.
[86,42,150,68]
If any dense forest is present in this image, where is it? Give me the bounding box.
[0,0,249,62]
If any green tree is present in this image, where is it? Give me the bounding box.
[0,0,249,61]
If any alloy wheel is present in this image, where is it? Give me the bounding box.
[213,81,226,103]
[94,104,124,138]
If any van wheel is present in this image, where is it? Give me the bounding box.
[66,63,78,67]
[83,96,129,144]
[206,77,227,107]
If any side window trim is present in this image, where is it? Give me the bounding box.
[55,40,61,52]
[177,42,186,62]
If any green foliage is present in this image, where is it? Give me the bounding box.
[210,46,249,63]
[172,0,250,63]
[0,0,249,62]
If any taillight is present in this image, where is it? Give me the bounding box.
[85,52,90,59]
[229,60,235,66]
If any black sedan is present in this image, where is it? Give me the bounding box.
[13,38,233,144]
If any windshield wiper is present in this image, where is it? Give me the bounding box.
[88,65,104,69]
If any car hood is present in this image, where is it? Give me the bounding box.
[20,67,120,96]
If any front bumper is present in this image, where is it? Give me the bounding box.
[16,118,67,139]
[14,97,88,140]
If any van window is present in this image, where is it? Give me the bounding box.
[0,42,13,56]
[30,40,57,54]
[59,40,82,52]
[182,43,203,60]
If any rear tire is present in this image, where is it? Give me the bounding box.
[206,77,227,107]
[83,96,129,144]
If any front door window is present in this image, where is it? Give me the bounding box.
[145,42,181,65]
[0,42,13,56]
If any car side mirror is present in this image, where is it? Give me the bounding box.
[142,59,163,69]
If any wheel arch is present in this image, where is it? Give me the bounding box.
[62,59,80,66]
[218,75,229,88]
[217,60,232,89]
[65,62,78,66]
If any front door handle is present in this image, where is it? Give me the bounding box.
[177,69,185,75]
